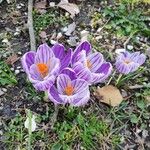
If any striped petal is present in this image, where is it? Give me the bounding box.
[48,85,66,104]
[35,44,54,64]
[51,43,65,61]
[61,68,77,80]
[72,41,91,64]
[73,62,92,82]
[57,74,71,94]
[87,52,104,72]
[21,51,36,74]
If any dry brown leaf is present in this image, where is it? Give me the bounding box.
[35,0,47,14]
[95,85,123,107]
[5,54,20,65]
[57,1,80,18]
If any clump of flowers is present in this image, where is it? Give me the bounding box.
[22,41,146,106]
[22,41,112,106]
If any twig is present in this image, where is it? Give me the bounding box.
[28,0,36,51]
[129,83,150,89]
[123,31,137,49]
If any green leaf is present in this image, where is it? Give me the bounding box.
[137,100,145,110]
[51,143,62,150]
[130,114,138,124]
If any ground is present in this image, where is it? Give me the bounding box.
[0,0,150,150]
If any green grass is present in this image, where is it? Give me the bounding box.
[0,61,17,86]
[2,106,121,150]
[33,8,70,33]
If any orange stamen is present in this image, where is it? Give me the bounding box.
[64,83,74,96]
[124,60,132,64]
[37,63,48,78]
[86,60,92,69]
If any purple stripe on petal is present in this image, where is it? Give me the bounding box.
[60,48,72,71]
[51,43,65,61]
[73,62,92,82]
[87,52,104,72]
[57,74,71,94]
[70,87,90,106]
[92,62,112,84]
[33,75,55,91]
[72,41,91,64]
[35,44,54,64]
[135,54,146,65]
[29,64,42,81]
[61,68,77,80]
[72,79,89,94]
[21,51,36,74]
[48,85,65,104]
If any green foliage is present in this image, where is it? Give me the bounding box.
[33,9,69,33]
[102,4,150,37]
[119,0,150,4]
[53,110,120,150]
[0,61,17,86]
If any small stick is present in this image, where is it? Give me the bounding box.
[51,105,59,128]
[123,31,137,49]
[129,83,150,89]
[28,0,36,51]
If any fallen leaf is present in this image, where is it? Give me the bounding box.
[95,85,123,107]
[5,54,20,65]
[57,1,80,18]
[35,0,47,14]
[65,22,76,36]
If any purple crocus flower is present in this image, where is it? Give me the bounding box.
[71,41,112,84]
[115,51,146,74]
[48,68,90,106]
[21,44,60,91]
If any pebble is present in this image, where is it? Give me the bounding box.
[127,45,133,50]
[95,35,103,40]
[50,40,57,45]
[15,69,20,75]
[2,88,7,92]
[2,38,8,43]
[56,32,62,40]
[17,66,21,69]
[17,51,22,55]
[0,89,4,96]
[61,26,68,33]
[10,67,14,71]
[97,28,102,33]
[49,2,55,7]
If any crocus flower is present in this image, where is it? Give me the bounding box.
[71,41,112,84]
[115,51,146,74]
[48,68,90,106]
[22,44,60,91]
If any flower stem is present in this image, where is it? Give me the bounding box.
[28,110,32,150]
[107,70,116,85]
[116,74,123,86]
[51,105,59,128]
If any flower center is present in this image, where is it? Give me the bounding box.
[37,63,48,78]
[86,60,92,69]
[124,59,132,64]
[64,83,74,96]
